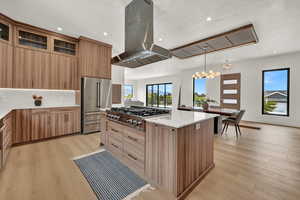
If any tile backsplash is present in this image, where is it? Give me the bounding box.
[0,88,76,109]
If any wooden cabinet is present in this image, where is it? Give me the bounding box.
[13,107,80,145]
[14,47,51,88]
[49,108,80,137]
[0,42,13,88]
[31,109,51,141]
[106,120,146,176]
[0,112,13,169]
[15,27,50,52]
[14,47,79,90]
[14,109,32,144]
[50,54,79,90]
[145,119,215,199]
[79,36,112,79]
[52,37,77,56]
[112,84,122,104]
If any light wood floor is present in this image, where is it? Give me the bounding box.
[1,122,300,200]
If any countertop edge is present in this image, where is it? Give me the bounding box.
[0,105,80,120]
[145,114,219,129]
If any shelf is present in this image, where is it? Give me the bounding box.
[54,45,75,51]
[18,30,48,50]
[0,23,9,41]
[19,38,47,46]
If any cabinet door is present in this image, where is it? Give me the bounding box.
[14,47,51,89]
[50,54,79,90]
[79,39,111,79]
[1,111,13,168]
[31,110,50,141]
[14,109,32,144]
[50,108,80,137]
[0,42,13,88]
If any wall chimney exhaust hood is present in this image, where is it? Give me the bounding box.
[111,0,172,68]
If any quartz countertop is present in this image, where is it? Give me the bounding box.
[0,104,80,120]
[145,110,219,128]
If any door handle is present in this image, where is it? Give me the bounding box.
[98,82,101,108]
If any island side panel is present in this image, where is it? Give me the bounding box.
[176,118,215,198]
[145,122,178,195]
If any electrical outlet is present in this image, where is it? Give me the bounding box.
[196,123,201,130]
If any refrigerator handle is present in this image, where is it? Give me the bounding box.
[98,82,101,108]
[96,82,99,108]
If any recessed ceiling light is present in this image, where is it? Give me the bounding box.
[103,32,108,36]
[158,38,163,42]
[57,27,63,31]
[206,17,212,22]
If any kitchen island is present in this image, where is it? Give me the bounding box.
[145,111,218,199]
[103,109,218,200]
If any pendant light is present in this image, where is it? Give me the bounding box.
[192,46,221,79]
[222,59,233,70]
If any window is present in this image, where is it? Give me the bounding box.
[262,68,290,116]
[146,83,172,108]
[193,78,207,108]
[124,85,133,99]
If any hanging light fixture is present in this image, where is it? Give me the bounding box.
[192,46,221,79]
[222,59,233,70]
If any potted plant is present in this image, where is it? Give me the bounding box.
[32,95,43,106]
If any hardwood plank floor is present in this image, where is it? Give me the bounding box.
[1,122,300,200]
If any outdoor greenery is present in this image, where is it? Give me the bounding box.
[194,93,207,107]
[264,100,277,113]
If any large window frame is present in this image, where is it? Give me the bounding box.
[193,78,207,108]
[146,83,172,108]
[262,68,290,117]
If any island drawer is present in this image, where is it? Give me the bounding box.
[108,136,123,157]
[123,141,144,165]
[123,128,145,146]
[107,121,123,136]
[123,149,145,173]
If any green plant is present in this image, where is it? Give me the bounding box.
[194,95,217,107]
[264,100,277,113]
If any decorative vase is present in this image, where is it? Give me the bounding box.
[34,100,42,106]
[202,103,209,110]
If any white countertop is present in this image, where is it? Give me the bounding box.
[145,110,219,128]
[0,104,80,120]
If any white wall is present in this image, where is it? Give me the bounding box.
[128,51,300,127]
[0,89,76,110]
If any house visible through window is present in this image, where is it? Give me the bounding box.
[262,68,290,116]
[146,83,172,108]
[193,78,207,108]
[124,85,133,99]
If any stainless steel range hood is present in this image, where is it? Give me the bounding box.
[112,0,172,68]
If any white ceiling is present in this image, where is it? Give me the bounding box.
[1,0,300,80]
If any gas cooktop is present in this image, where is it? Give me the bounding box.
[110,106,170,117]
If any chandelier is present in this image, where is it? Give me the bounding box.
[192,47,221,79]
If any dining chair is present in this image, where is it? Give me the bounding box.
[221,110,245,138]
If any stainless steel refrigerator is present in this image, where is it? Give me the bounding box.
[81,77,112,134]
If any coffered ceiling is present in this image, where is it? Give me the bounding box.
[1,0,300,80]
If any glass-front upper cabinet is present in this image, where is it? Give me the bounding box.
[17,28,48,50]
[53,39,76,56]
[0,22,10,42]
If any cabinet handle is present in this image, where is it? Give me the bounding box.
[128,153,138,161]
[111,128,119,133]
[127,136,138,142]
[111,143,119,149]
